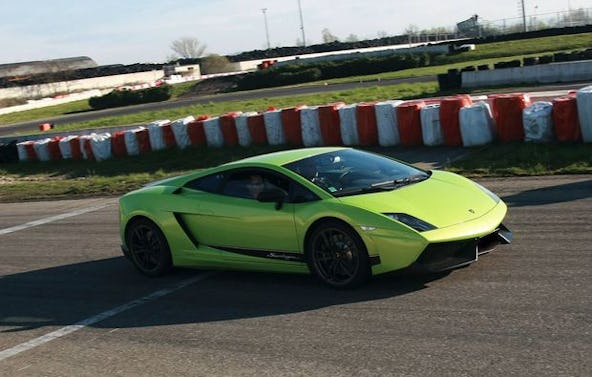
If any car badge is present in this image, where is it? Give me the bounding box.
[468,209,475,214]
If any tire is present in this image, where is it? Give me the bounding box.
[305,220,370,288]
[125,218,172,277]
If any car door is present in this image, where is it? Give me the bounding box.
[178,168,302,262]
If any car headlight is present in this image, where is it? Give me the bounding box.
[383,213,437,232]
[474,182,501,203]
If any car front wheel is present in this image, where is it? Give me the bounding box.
[306,221,370,288]
[125,218,172,277]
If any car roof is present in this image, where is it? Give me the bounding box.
[224,147,347,167]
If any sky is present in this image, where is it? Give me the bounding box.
[1,0,591,66]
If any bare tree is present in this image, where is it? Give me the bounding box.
[322,28,339,43]
[376,30,388,39]
[170,37,207,59]
[345,34,359,43]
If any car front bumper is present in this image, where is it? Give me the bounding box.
[413,224,513,272]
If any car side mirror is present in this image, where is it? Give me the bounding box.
[257,188,287,210]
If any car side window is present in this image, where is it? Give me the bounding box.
[186,168,319,203]
[184,173,226,193]
[222,170,288,200]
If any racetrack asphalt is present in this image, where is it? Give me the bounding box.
[1,174,590,376]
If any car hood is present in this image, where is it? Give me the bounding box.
[336,171,498,229]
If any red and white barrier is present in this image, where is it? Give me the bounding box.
[356,103,378,147]
[124,127,147,156]
[440,95,472,146]
[111,131,127,157]
[202,117,222,147]
[235,112,257,147]
[187,115,210,147]
[301,107,322,147]
[32,138,52,161]
[459,102,496,147]
[523,102,554,143]
[148,120,172,151]
[396,101,425,146]
[247,113,268,146]
[282,106,306,146]
[552,96,581,142]
[13,87,592,164]
[420,104,444,146]
[375,100,403,146]
[170,116,195,149]
[339,104,359,146]
[264,109,284,146]
[491,94,531,143]
[220,112,242,147]
[82,133,112,162]
[59,135,81,159]
[576,86,592,142]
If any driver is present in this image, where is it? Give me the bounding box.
[246,174,265,199]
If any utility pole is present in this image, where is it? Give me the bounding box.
[297,0,306,47]
[521,0,527,32]
[262,8,271,50]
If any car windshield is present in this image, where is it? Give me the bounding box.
[283,149,431,197]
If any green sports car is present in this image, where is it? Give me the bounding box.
[119,147,512,288]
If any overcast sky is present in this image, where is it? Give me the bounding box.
[1,0,590,66]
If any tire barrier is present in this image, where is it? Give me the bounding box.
[375,100,403,147]
[318,103,344,146]
[8,87,592,164]
[301,107,322,147]
[148,120,173,151]
[356,102,378,147]
[264,109,284,146]
[575,86,592,143]
[124,127,150,156]
[552,96,581,142]
[220,112,242,147]
[170,116,195,149]
[111,131,128,158]
[523,102,554,143]
[420,104,444,146]
[396,101,425,146]
[187,115,210,147]
[491,94,532,143]
[459,102,496,147]
[282,106,306,146]
[247,113,268,146]
[58,135,81,160]
[235,112,257,147]
[338,104,360,146]
[440,95,473,146]
[203,117,224,148]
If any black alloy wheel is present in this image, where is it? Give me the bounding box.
[126,218,172,277]
[306,221,370,288]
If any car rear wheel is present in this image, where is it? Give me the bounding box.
[306,221,370,288]
[125,218,172,277]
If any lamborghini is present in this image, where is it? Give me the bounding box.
[119,147,512,288]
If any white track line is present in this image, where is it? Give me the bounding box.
[0,272,214,361]
[0,203,112,235]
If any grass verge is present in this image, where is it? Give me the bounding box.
[1,143,590,202]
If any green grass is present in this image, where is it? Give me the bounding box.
[447,143,592,176]
[1,143,590,202]
[7,82,440,136]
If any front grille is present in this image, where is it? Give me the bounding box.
[414,224,512,272]
[415,239,478,272]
